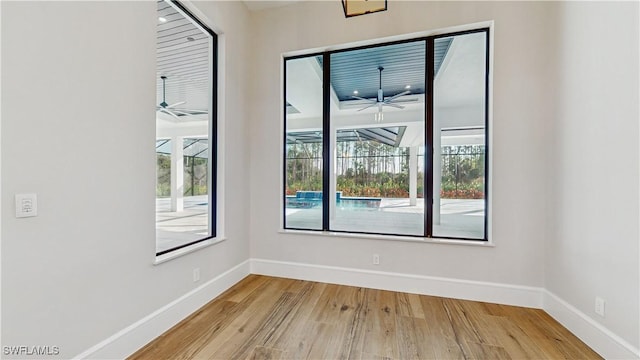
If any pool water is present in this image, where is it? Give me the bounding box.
[286,196,381,209]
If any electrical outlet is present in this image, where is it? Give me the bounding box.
[193,268,200,282]
[373,254,380,265]
[595,297,605,317]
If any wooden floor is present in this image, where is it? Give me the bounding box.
[129,275,601,360]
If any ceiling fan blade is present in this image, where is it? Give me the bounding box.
[382,103,405,110]
[170,110,193,116]
[176,108,208,114]
[351,95,377,103]
[171,109,208,117]
[384,90,411,103]
[357,102,378,112]
[166,101,186,109]
[159,108,181,121]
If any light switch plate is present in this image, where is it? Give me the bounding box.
[15,193,37,218]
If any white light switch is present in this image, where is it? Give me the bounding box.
[15,193,37,218]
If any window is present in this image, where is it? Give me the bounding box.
[284,29,489,240]
[156,0,217,255]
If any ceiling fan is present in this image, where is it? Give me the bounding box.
[352,66,411,122]
[156,75,207,121]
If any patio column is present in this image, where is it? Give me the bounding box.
[433,123,441,225]
[330,127,337,220]
[171,136,184,212]
[409,146,418,206]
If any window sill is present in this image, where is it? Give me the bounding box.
[154,237,227,265]
[278,229,494,247]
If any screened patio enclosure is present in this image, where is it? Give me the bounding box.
[156,137,210,254]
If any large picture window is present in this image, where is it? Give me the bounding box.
[284,29,489,240]
[156,0,217,255]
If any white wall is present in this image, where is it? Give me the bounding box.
[249,0,553,288]
[546,0,640,351]
[1,1,251,358]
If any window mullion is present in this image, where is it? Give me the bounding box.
[322,53,331,231]
[425,38,435,237]
[483,28,491,241]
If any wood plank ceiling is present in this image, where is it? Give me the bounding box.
[156,0,210,112]
[323,38,451,102]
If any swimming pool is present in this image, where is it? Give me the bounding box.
[285,196,381,209]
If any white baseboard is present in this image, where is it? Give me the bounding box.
[74,258,638,360]
[250,258,543,308]
[251,258,640,360]
[74,260,251,360]
[543,290,640,360]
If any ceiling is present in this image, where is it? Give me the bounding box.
[156,0,452,118]
[156,0,485,148]
[286,31,487,148]
[157,0,211,114]
[326,39,451,102]
[287,126,406,147]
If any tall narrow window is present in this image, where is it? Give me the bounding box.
[283,28,488,240]
[156,0,217,255]
[432,31,488,239]
[284,55,324,230]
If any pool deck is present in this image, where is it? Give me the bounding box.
[156,195,209,253]
[156,196,485,253]
[286,198,484,238]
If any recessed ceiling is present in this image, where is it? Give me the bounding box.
[324,39,452,102]
[328,42,426,102]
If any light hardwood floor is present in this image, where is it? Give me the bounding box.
[129,275,601,360]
